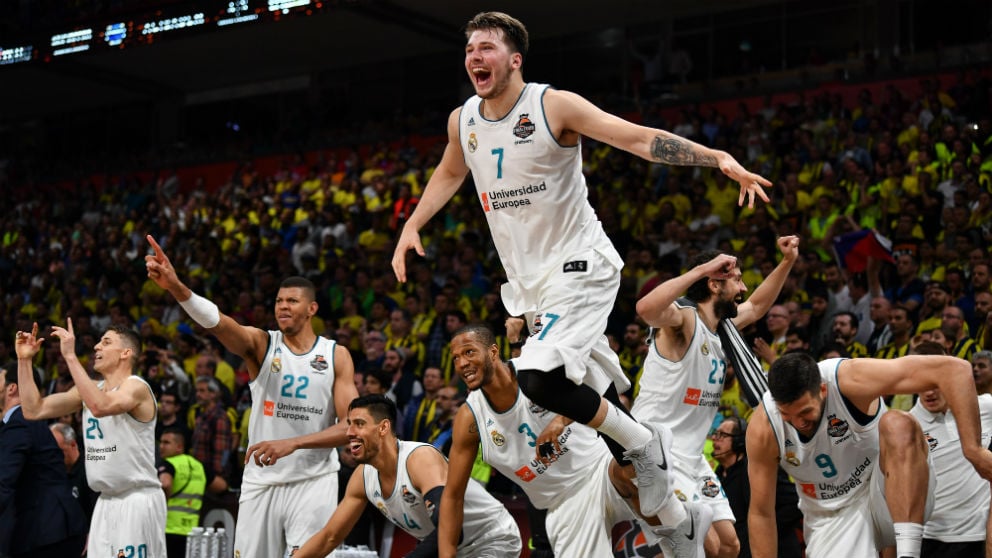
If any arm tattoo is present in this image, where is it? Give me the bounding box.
[651,136,718,167]
[468,421,478,435]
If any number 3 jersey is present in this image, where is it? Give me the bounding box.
[243,331,340,491]
[762,358,884,513]
[464,385,609,510]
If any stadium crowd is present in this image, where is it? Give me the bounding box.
[1,64,992,557]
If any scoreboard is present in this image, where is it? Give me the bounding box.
[0,0,326,66]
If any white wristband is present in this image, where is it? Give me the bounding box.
[179,292,221,329]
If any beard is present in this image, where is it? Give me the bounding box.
[714,298,739,320]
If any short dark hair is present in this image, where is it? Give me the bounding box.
[833,311,859,331]
[685,250,738,303]
[108,325,142,368]
[768,352,823,404]
[280,276,316,302]
[364,368,393,392]
[349,393,398,426]
[161,426,188,449]
[465,12,529,61]
[3,362,42,389]
[452,322,497,348]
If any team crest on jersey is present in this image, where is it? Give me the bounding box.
[785,451,801,467]
[272,347,282,373]
[376,501,388,516]
[701,342,710,356]
[826,415,849,437]
[491,430,506,447]
[310,354,328,372]
[401,485,417,505]
[925,432,938,451]
[700,478,721,498]
[513,113,535,139]
[673,489,688,502]
[235,552,241,558]
[467,132,478,153]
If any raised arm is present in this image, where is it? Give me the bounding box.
[144,235,269,379]
[392,108,471,282]
[292,465,369,558]
[636,253,738,327]
[14,323,82,420]
[734,236,800,328]
[51,319,154,420]
[746,404,783,558]
[438,405,482,558]
[245,344,357,466]
[545,89,771,207]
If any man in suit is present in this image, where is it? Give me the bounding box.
[0,362,87,558]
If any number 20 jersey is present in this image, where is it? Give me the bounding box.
[763,358,884,513]
[244,331,340,490]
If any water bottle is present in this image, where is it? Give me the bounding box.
[207,526,220,558]
[187,527,204,558]
[216,527,228,558]
[200,527,214,558]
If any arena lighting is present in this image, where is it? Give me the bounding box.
[0,45,32,65]
[268,0,310,14]
[218,0,260,27]
[105,22,128,46]
[141,12,206,35]
[51,28,93,56]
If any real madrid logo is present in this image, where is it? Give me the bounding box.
[701,341,710,356]
[468,132,478,153]
[673,489,688,502]
[491,430,506,447]
[785,451,801,467]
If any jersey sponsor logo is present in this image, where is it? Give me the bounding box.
[482,181,547,211]
[806,457,873,500]
[683,388,702,405]
[275,401,325,421]
[491,430,506,447]
[513,113,535,139]
[467,117,476,126]
[826,415,849,438]
[263,400,275,416]
[486,418,495,427]
[700,478,721,498]
[467,132,478,153]
[785,450,801,467]
[563,260,587,273]
[515,465,537,482]
[800,483,817,499]
[401,485,417,505]
[925,432,938,451]
[784,439,795,447]
[310,354,328,372]
[528,403,548,415]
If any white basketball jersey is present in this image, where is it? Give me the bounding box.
[243,332,340,489]
[631,308,727,458]
[362,442,506,547]
[910,393,992,541]
[82,376,160,495]
[763,358,883,513]
[458,83,622,313]
[465,385,610,509]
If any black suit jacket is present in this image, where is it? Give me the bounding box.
[0,407,87,555]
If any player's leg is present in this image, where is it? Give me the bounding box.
[283,475,339,555]
[878,410,930,558]
[234,487,285,558]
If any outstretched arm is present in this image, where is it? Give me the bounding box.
[636,253,738,327]
[144,235,269,379]
[438,406,482,558]
[734,235,800,328]
[392,109,471,282]
[546,89,771,207]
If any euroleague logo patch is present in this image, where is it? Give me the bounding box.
[513,113,535,139]
[826,415,849,437]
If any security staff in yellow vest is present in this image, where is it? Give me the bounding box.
[157,427,207,558]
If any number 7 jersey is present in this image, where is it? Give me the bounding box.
[762,358,884,513]
[244,331,341,490]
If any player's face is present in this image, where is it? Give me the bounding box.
[450,333,497,391]
[464,29,519,100]
[918,388,948,413]
[274,287,315,336]
[775,385,826,438]
[92,331,128,373]
[347,407,387,464]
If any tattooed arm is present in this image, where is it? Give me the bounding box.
[545,88,771,207]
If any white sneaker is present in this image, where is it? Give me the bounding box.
[623,422,674,516]
[656,502,713,558]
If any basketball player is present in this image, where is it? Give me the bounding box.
[391,10,771,519]
[15,321,166,558]
[144,236,358,557]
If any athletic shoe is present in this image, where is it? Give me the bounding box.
[655,502,713,558]
[623,422,674,516]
